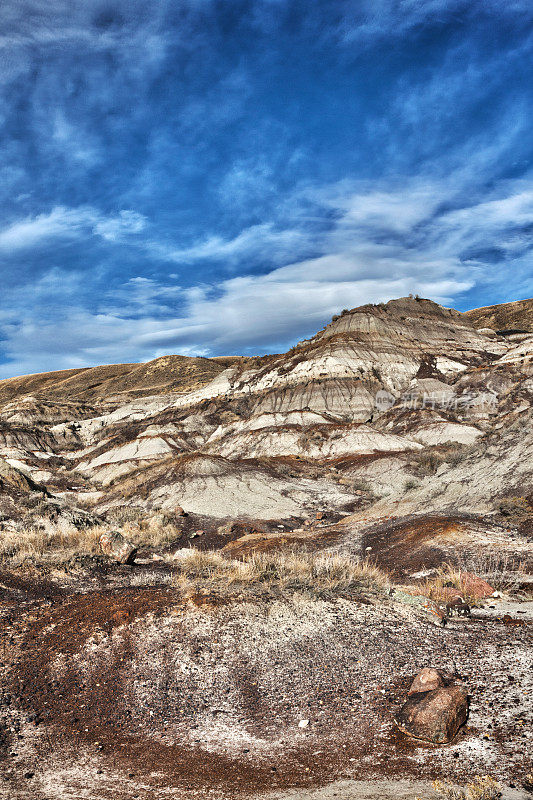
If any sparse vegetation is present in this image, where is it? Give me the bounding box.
[0,526,103,567]
[337,476,375,494]
[409,449,445,475]
[404,478,419,492]
[104,506,183,547]
[417,562,482,605]
[457,548,529,595]
[172,548,390,598]
[0,508,184,566]
[431,775,501,800]
[445,447,470,467]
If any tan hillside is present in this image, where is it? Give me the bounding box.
[465,297,533,333]
[0,354,245,405]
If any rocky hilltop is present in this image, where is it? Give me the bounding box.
[0,296,532,800]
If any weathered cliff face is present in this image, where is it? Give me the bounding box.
[0,296,531,529]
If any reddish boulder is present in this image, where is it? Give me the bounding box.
[396,685,468,743]
[408,667,445,696]
[100,531,137,564]
[460,572,494,600]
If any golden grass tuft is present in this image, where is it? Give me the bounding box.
[0,526,103,567]
[173,548,390,598]
[416,550,529,604]
[431,775,501,800]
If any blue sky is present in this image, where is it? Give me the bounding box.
[1,0,532,376]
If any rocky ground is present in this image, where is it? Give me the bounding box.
[0,296,532,799]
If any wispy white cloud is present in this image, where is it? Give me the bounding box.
[153,223,311,266]
[338,0,533,45]
[0,206,147,250]
[2,163,533,376]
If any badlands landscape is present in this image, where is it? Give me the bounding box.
[0,295,532,800]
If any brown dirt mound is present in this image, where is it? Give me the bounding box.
[361,515,479,577]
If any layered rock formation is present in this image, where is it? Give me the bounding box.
[0,296,531,540]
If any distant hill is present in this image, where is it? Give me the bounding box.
[0,354,245,405]
[465,298,533,334]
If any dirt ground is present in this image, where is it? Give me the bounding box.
[0,563,531,800]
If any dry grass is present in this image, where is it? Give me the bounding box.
[104,507,182,548]
[415,550,530,603]
[409,450,445,476]
[417,563,480,605]
[173,548,390,598]
[457,548,529,595]
[0,526,103,567]
[0,510,181,566]
[430,775,501,800]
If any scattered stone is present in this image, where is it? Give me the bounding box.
[408,667,445,695]
[189,530,204,538]
[298,719,309,728]
[99,531,137,564]
[396,685,469,743]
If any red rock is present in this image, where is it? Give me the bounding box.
[460,572,494,600]
[408,668,445,695]
[396,685,468,743]
[100,531,137,564]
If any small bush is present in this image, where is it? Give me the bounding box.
[404,478,419,492]
[342,477,373,493]
[410,450,445,476]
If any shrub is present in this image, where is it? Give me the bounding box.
[404,478,419,492]
[410,450,445,476]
